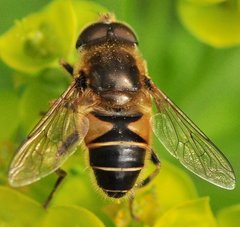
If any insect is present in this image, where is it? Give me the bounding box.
[8,14,236,216]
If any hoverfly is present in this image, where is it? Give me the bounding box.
[8,14,236,214]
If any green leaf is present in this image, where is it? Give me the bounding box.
[0,0,108,74]
[72,0,108,33]
[51,171,102,210]
[104,161,198,226]
[152,161,198,208]
[135,161,197,224]
[0,90,20,140]
[0,186,105,226]
[0,0,76,73]
[19,82,59,133]
[177,0,240,47]
[217,204,240,227]
[43,205,105,227]
[154,197,218,227]
[0,186,44,226]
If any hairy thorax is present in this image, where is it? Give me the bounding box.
[75,43,148,108]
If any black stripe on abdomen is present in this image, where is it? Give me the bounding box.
[90,145,145,198]
[91,112,146,143]
[93,169,141,191]
[90,145,145,168]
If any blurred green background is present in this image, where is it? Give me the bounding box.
[0,0,240,226]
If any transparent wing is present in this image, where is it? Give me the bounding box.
[8,82,90,187]
[149,80,236,189]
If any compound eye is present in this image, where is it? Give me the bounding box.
[76,22,138,49]
[112,23,138,45]
[76,23,108,49]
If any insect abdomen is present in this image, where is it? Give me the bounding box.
[90,145,145,197]
[86,112,149,198]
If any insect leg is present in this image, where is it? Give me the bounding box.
[43,168,67,209]
[137,150,160,188]
[60,59,74,76]
[129,195,140,221]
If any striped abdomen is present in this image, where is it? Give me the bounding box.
[85,112,150,198]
